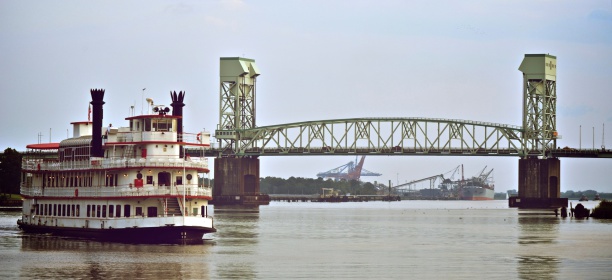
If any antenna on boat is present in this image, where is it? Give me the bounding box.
[146,98,154,114]
[141,88,146,115]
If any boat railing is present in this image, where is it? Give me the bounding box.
[111,131,209,146]
[115,131,176,142]
[20,184,212,198]
[22,156,209,171]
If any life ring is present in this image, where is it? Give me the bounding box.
[196,132,202,143]
[75,189,78,197]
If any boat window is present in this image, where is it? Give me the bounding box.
[192,208,198,216]
[146,176,153,185]
[76,205,80,217]
[96,205,101,217]
[65,204,69,216]
[144,119,151,132]
[124,205,130,217]
[135,207,143,217]
[53,204,57,216]
[109,205,114,218]
[87,205,91,217]
[72,205,75,217]
[102,205,107,218]
[152,119,172,132]
[147,207,158,217]
[201,205,207,217]
[115,205,121,217]
[106,174,118,187]
[176,176,183,186]
[158,172,171,187]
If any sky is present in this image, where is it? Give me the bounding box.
[1,0,611,193]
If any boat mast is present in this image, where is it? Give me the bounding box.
[183,159,186,221]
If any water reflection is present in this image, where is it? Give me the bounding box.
[19,235,213,279]
[517,255,560,280]
[517,211,560,279]
[210,211,260,279]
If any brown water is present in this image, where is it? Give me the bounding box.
[1,200,611,279]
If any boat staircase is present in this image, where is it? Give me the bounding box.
[165,198,183,216]
[123,145,136,159]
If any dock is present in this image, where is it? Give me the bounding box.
[269,194,401,202]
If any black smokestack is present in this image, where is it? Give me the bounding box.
[90,89,105,157]
[170,91,185,157]
[170,91,185,139]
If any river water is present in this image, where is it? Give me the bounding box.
[1,200,611,279]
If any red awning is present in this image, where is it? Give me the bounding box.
[26,143,60,150]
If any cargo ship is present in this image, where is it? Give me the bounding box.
[460,185,495,200]
[459,167,494,200]
[17,89,216,243]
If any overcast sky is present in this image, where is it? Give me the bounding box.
[1,0,611,193]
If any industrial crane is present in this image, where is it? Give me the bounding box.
[316,156,382,181]
[395,165,494,198]
[394,165,463,197]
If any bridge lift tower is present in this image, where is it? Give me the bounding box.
[511,54,565,208]
[213,57,270,208]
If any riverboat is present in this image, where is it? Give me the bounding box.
[17,89,216,243]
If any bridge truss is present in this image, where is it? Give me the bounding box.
[213,117,539,157]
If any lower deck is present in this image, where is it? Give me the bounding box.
[18,197,215,243]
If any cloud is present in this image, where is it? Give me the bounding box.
[589,9,612,21]
[221,0,248,11]
[164,2,196,15]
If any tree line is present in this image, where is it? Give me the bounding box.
[259,176,381,195]
[0,148,22,195]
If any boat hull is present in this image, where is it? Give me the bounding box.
[17,221,215,244]
[460,187,494,200]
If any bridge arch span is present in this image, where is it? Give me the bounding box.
[228,117,529,157]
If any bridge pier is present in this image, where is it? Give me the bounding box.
[509,158,567,208]
[212,157,270,210]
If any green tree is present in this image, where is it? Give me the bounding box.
[0,148,22,194]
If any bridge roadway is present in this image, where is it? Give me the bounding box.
[194,117,612,158]
[196,146,612,158]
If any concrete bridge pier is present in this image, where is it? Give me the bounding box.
[212,157,270,210]
[509,157,568,208]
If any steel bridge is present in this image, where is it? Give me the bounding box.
[206,118,611,158]
[206,55,610,209]
[214,117,529,157]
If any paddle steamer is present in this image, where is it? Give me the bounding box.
[17,89,215,243]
